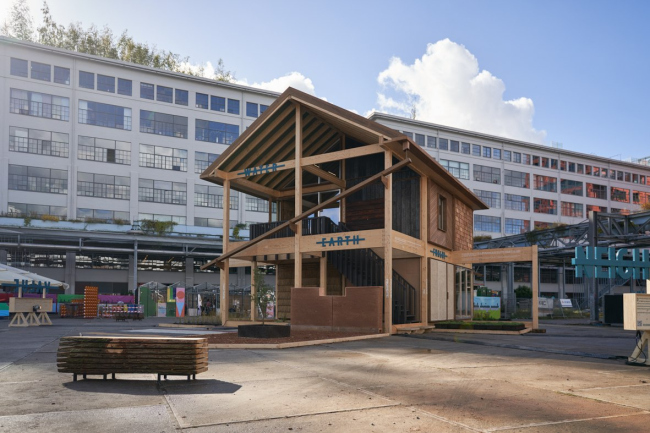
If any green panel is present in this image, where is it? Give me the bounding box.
[166,302,176,317]
[57,294,84,303]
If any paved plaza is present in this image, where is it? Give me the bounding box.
[1,318,650,432]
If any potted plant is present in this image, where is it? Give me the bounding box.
[237,268,289,338]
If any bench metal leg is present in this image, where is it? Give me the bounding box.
[164,375,167,379]
[157,374,161,384]
[112,373,116,380]
[193,374,196,380]
[103,374,107,381]
[73,374,77,382]
[83,374,86,379]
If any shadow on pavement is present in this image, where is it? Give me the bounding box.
[62,378,241,395]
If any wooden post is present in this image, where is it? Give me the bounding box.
[420,175,428,324]
[340,134,346,224]
[221,179,230,325]
[532,244,539,329]
[250,261,257,321]
[383,146,393,333]
[320,254,327,296]
[294,104,303,287]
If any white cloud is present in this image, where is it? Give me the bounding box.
[237,72,317,96]
[376,39,546,144]
[177,60,217,78]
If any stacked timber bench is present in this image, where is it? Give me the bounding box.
[57,336,208,383]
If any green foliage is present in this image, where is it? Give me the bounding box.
[23,214,32,227]
[112,218,129,226]
[514,285,532,299]
[140,219,177,236]
[2,1,234,81]
[40,214,60,222]
[253,267,275,325]
[232,223,248,240]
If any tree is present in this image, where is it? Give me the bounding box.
[253,267,275,324]
[4,0,234,81]
[1,0,34,41]
[514,285,532,299]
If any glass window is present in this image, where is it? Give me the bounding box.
[577,164,584,174]
[611,187,630,203]
[8,203,66,218]
[78,135,131,164]
[140,83,154,100]
[522,154,531,165]
[493,148,501,160]
[76,208,130,223]
[53,66,70,85]
[427,136,436,148]
[402,131,413,139]
[196,93,209,109]
[450,140,459,152]
[77,172,130,199]
[505,194,530,212]
[610,169,617,180]
[587,205,608,214]
[31,62,51,81]
[210,95,225,112]
[541,157,549,168]
[473,165,500,184]
[10,58,28,77]
[8,164,68,194]
[97,74,115,93]
[504,170,530,188]
[473,190,501,208]
[611,208,631,215]
[438,195,447,231]
[438,138,448,151]
[195,152,220,174]
[474,215,501,233]
[513,152,521,163]
[139,213,186,225]
[461,142,470,154]
[568,162,575,173]
[503,150,511,162]
[593,167,600,176]
[415,133,425,147]
[246,196,270,212]
[483,147,491,158]
[140,110,188,139]
[10,88,70,121]
[633,173,639,184]
[9,126,69,158]
[78,100,131,130]
[260,104,269,114]
[139,178,187,205]
[156,85,173,103]
[617,170,624,181]
[440,160,469,180]
[633,191,650,205]
[585,165,592,175]
[194,184,237,209]
[79,71,94,89]
[505,218,530,235]
[534,175,557,192]
[175,89,188,106]
[560,179,583,196]
[195,119,240,145]
[553,159,560,170]
[118,78,132,96]
[472,144,481,156]
[139,144,187,171]
[586,183,607,200]
[561,202,583,218]
[534,198,558,215]
[246,102,259,118]
[227,98,240,115]
[532,155,540,167]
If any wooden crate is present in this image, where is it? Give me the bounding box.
[57,336,208,382]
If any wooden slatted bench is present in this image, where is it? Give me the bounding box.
[57,336,208,383]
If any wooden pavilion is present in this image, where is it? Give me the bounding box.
[201,87,539,334]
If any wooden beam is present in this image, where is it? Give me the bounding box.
[320,254,327,295]
[295,104,303,288]
[300,143,386,166]
[383,145,393,333]
[251,261,257,321]
[221,179,231,325]
[200,157,411,269]
[279,182,339,197]
[532,245,539,330]
[231,177,281,199]
[303,165,345,188]
[420,174,428,325]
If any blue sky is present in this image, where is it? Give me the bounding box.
[4,0,650,160]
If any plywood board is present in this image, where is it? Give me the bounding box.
[448,247,533,264]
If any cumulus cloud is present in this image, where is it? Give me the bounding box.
[237,72,317,96]
[376,39,546,144]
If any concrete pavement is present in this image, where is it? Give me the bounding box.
[1,317,649,432]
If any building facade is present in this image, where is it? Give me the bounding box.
[370,113,650,238]
[0,36,279,231]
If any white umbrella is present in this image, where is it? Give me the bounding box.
[0,263,68,290]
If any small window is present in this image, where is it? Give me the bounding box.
[493,148,501,160]
[438,195,447,231]
[211,95,225,112]
[31,62,51,81]
[246,102,259,118]
[472,144,481,156]
[175,89,188,106]
[503,150,511,162]
[97,74,115,93]
[10,58,28,77]
[157,85,173,103]
[54,66,70,85]
[438,138,448,151]
[79,71,95,89]
[450,140,459,152]
[461,143,471,154]
[140,83,154,100]
[414,133,425,147]
[227,98,240,115]
[427,136,436,148]
[196,93,209,109]
[483,147,491,158]
[260,104,269,114]
[118,78,132,96]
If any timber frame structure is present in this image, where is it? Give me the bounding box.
[201,87,541,333]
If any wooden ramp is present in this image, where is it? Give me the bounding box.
[57,336,208,382]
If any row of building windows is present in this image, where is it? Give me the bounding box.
[10,58,261,112]
[477,265,585,285]
[405,129,650,186]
